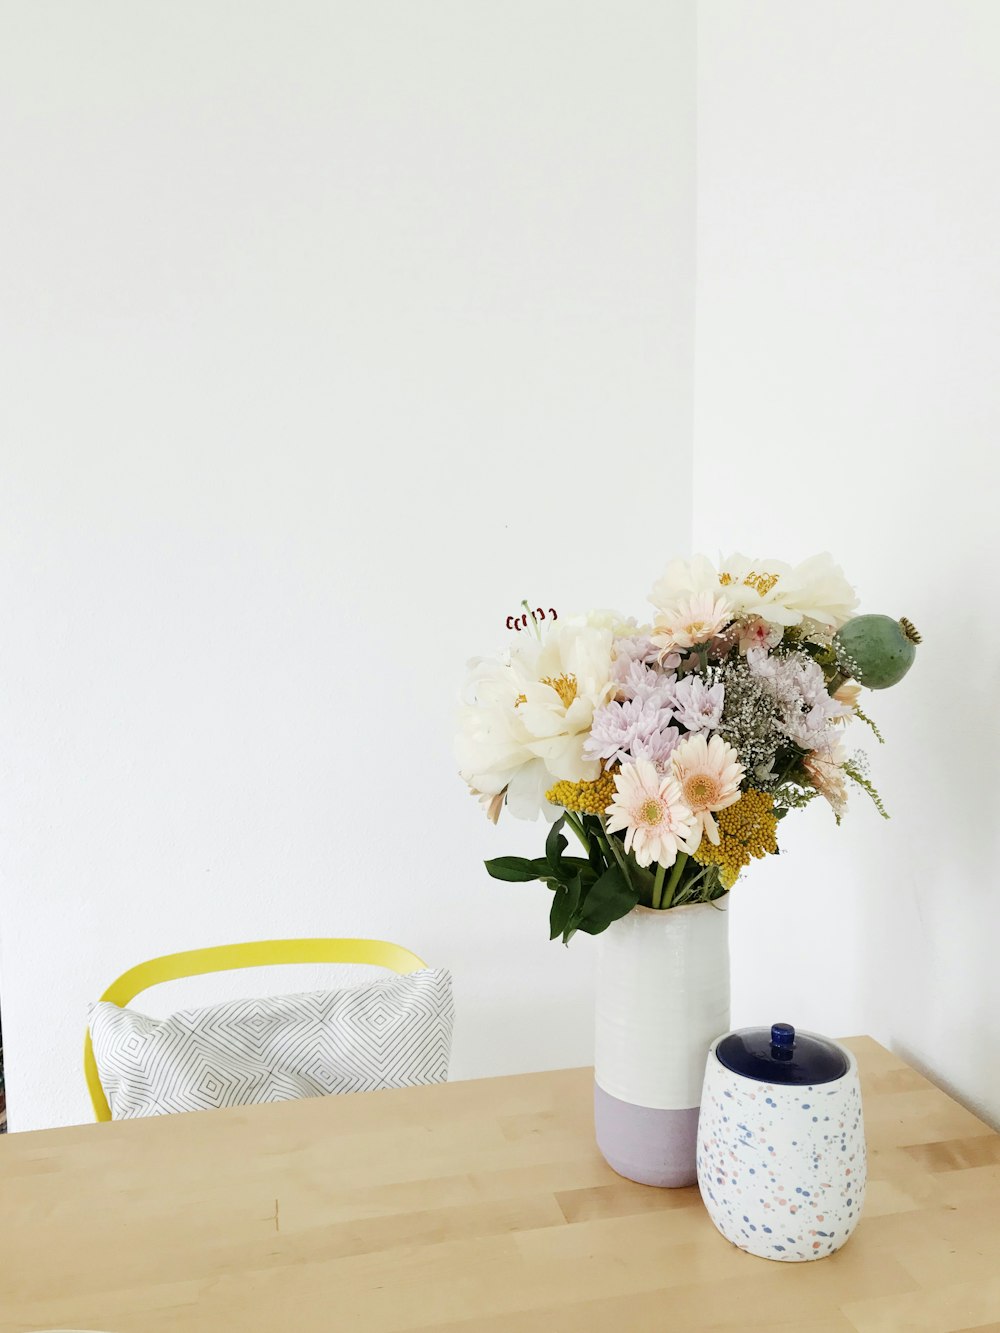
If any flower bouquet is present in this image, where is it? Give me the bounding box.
[456,553,919,1187]
[456,553,919,944]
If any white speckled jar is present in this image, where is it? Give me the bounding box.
[594,898,731,1188]
[697,1026,866,1261]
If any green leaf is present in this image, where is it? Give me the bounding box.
[587,837,606,877]
[545,814,568,872]
[575,864,639,936]
[580,814,611,880]
[546,853,597,876]
[487,852,597,890]
[484,856,547,883]
[627,858,656,902]
[549,873,582,942]
[561,856,598,877]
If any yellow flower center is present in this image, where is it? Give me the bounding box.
[744,571,779,596]
[720,570,779,596]
[541,673,579,711]
[640,798,663,826]
[684,774,719,809]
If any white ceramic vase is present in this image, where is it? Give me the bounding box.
[594,898,731,1187]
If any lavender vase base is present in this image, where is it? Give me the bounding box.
[594,1082,700,1188]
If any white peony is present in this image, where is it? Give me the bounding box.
[649,555,722,616]
[566,608,647,638]
[650,552,858,632]
[718,552,858,629]
[455,619,618,822]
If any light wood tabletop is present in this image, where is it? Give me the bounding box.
[2,1037,1000,1332]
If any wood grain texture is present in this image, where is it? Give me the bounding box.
[1,1037,998,1332]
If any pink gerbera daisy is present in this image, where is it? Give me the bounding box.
[671,733,744,848]
[605,760,700,869]
[651,591,733,656]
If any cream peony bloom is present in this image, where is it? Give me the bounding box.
[671,733,744,847]
[455,620,618,822]
[650,552,858,633]
[605,760,700,869]
[649,555,722,618]
[717,552,858,630]
[565,608,647,638]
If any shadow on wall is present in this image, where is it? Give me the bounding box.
[855,598,1000,1134]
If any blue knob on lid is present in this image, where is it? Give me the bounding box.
[770,1022,795,1060]
[716,1022,849,1085]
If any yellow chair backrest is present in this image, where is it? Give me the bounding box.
[84,937,427,1122]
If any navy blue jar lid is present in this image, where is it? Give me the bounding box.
[715,1023,849,1086]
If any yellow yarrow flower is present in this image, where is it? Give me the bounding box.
[546,769,617,816]
[693,787,778,889]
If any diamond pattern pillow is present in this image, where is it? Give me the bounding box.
[89,968,453,1119]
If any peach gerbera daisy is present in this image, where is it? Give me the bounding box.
[833,681,862,720]
[803,747,849,817]
[651,591,733,657]
[671,733,744,848]
[605,760,700,869]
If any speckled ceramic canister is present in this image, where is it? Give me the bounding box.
[697,1024,866,1261]
[594,898,731,1188]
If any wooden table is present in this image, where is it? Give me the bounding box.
[3,1037,1000,1332]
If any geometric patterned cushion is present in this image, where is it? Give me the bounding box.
[89,968,453,1119]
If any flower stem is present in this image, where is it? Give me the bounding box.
[651,861,667,910]
[562,810,590,851]
[775,751,803,786]
[675,864,718,906]
[598,823,634,891]
[661,853,688,911]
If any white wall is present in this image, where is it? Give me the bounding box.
[10,0,991,1139]
[695,3,1000,1125]
[0,2,696,1129]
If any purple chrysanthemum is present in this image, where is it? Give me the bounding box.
[585,697,680,769]
[670,675,725,733]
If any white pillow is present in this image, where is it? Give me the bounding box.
[89,968,453,1119]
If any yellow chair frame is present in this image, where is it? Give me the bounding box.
[84,937,427,1122]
